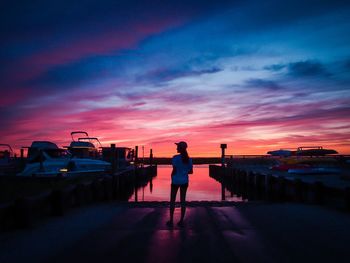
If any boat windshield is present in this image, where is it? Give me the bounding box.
[45,149,71,158]
[0,150,11,159]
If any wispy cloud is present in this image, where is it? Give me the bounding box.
[288,61,331,77]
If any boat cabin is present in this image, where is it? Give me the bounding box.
[0,144,17,175]
[26,141,69,163]
[67,131,102,159]
[0,144,13,160]
[68,140,100,158]
[102,147,134,168]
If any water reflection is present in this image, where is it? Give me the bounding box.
[129,165,243,202]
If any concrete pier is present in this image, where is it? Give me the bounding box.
[1,201,350,263]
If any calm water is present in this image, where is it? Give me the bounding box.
[129,165,243,202]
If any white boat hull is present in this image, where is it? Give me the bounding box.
[18,157,111,177]
[288,167,341,175]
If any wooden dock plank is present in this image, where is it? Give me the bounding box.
[1,202,350,263]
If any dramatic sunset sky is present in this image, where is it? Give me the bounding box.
[1,0,350,156]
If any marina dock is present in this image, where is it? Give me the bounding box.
[0,165,157,231]
[209,156,350,211]
[2,0,350,261]
[1,160,350,263]
[1,201,350,263]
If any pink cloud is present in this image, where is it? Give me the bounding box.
[1,16,189,111]
[13,18,186,84]
[0,87,35,106]
[2,80,350,156]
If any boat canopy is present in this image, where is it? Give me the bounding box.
[30,141,59,150]
[267,149,292,157]
[267,146,338,157]
[69,141,95,148]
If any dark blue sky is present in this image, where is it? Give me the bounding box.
[1,0,350,155]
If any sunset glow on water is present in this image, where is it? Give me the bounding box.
[129,165,243,202]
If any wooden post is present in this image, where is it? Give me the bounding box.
[254,173,260,189]
[313,181,325,205]
[277,176,287,201]
[149,149,153,166]
[345,187,350,211]
[111,144,116,174]
[220,144,227,167]
[221,182,226,201]
[20,148,25,170]
[255,173,265,198]
[221,167,226,201]
[135,146,139,167]
[294,179,304,202]
[134,181,138,202]
[265,174,275,201]
[248,172,255,187]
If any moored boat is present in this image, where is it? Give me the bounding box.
[67,131,135,169]
[66,131,102,159]
[101,146,134,169]
[270,163,310,172]
[17,141,111,177]
[0,144,17,175]
[267,146,338,157]
[296,146,338,156]
[288,167,341,174]
[267,149,293,157]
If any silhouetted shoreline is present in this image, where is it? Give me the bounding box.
[145,157,222,165]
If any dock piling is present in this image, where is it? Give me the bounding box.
[277,176,287,201]
[149,149,153,166]
[135,146,139,167]
[111,144,116,174]
[345,187,350,211]
[220,144,227,167]
[312,181,325,205]
[294,179,305,202]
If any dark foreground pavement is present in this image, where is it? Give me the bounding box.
[1,202,350,263]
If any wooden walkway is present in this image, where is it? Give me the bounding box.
[1,201,350,263]
[231,165,350,189]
